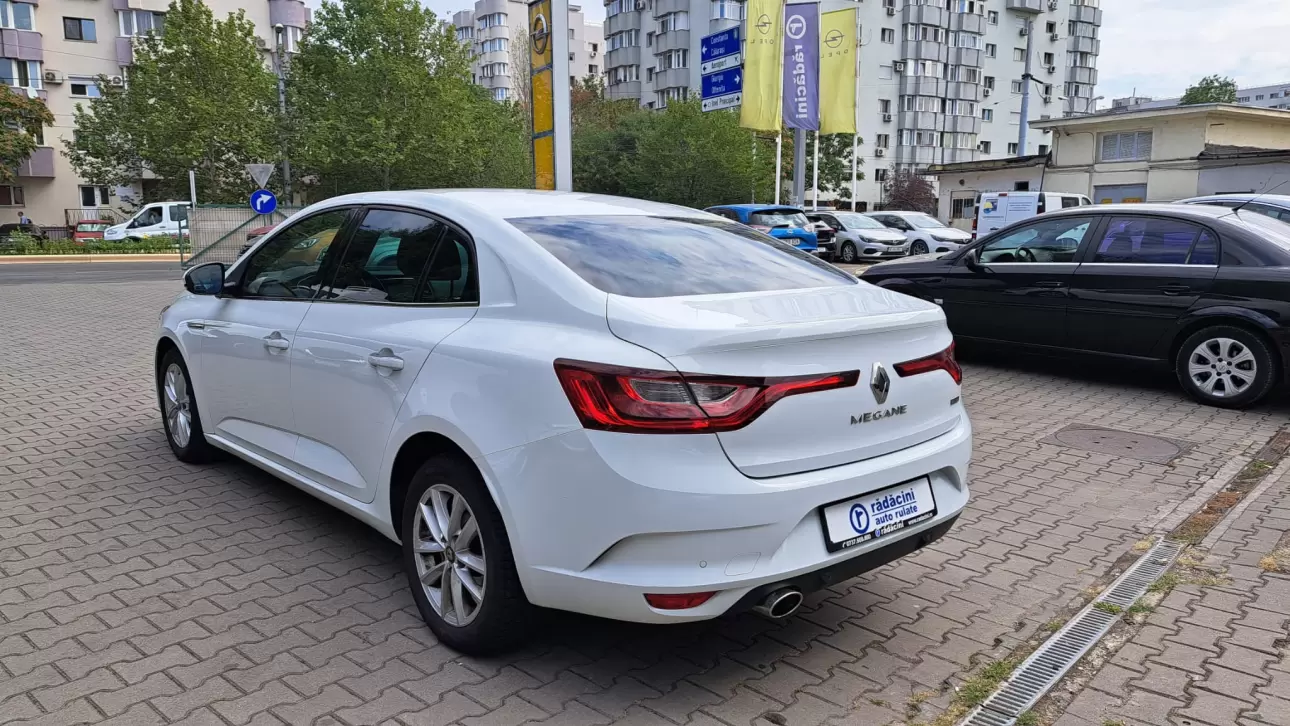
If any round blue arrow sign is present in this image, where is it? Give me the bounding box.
[249,189,278,215]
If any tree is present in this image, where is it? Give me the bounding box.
[286,0,530,198]
[1180,75,1238,105]
[882,168,937,214]
[63,0,278,203]
[0,91,53,184]
[804,133,864,202]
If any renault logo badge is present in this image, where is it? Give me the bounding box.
[870,362,891,405]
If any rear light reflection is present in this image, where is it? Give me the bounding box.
[554,360,859,434]
[894,343,963,385]
[645,592,716,610]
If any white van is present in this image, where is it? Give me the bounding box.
[974,191,1092,238]
[103,201,191,241]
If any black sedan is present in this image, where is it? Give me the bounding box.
[861,203,1290,408]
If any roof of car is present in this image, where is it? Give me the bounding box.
[1178,194,1290,207]
[317,189,711,220]
[1042,203,1240,219]
[707,204,805,212]
[868,210,932,217]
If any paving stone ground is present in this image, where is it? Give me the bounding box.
[2,276,1288,726]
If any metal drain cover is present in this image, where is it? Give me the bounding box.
[1042,425,1191,464]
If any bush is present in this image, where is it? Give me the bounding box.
[0,235,184,255]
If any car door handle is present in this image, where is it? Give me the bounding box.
[1158,284,1191,295]
[367,349,405,372]
[262,333,290,351]
[1034,281,1065,288]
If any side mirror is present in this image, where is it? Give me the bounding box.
[963,248,982,271]
[184,262,225,295]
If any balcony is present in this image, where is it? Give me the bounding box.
[946,81,981,101]
[1070,4,1102,24]
[949,13,985,34]
[606,80,642,100]
[1066,66,1097,85]
[1005,0,1044,13]
[1067,35,1099,53]
[112,0,169,11]
[707,17,739,34]
[948,47,982,67]
[116,37,133,65]
[653,67,689,90]
[0,29,41,62]
[17,147,54,178]
[902,4,947,26]
[900,40,947,62]
[892,145,937,166]
[653,29,688,53]
[943,115,981,134]
[898,111,941,130]
[899,76,946,97]
[653,0,687,16]
[605,10,641,35]
[606,46,641,68]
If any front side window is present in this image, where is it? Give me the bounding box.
[979,217,1093,263]
[1093,217,1216,264]
[321,208,475,304]
[241,209,350,300]
[510,215,856,298]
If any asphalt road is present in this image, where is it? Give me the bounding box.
[0,261,184,285]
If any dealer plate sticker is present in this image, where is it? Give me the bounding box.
[821,478,937,551]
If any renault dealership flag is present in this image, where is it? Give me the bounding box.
[819,8,857,134]
[739,0,784,131]
[782,2,819,131]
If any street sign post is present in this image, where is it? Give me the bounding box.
[249,189,278,215]
[700,27,743,113]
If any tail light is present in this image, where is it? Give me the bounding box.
[894,343,963,385]
[554,360,859,434]
[645,592,716,609]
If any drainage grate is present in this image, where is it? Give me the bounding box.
[1041,425,1192,465]
[959,539,1184,726]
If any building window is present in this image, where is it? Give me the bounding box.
[983,75,995,90]
[655,86,685,107]
[880,28,894,43]
[492,87,508,101]
[979,140,992,154]
[951,198,974,219]
[588,64,598,74]
[1256,94,1265,100]
[905,24,947,43]
[987,10,998,24]
[985,43,996,57]
[479,38,508,53]
[1045,21,1056,34]
[1236,96,1250,102]
[710,0,743,20]
[981,108,993,121]
[1007,143,1018,155]
[1011,80,1024,94]
[950,66,980,84]
[63,17,96,42]
[874,168,888,182]
[69,77,101,97]
[1100,131,1152,162]
[0,59,40,90]
[0,185,24,206]
[608,30,639,50]
[658,48,687,70]
[875,133,890,148]
[1013,48,1025,62]
[657,12,688,33]
[119,10,164,37]
[476,13,505,29]
[479,62,509,78]
[79,185,110,207]
[646,66,654,80]
[456,26,474,41]
[1038,144,1049,155]
[1042,52,1054,66]
[606,0,626,17]
[879,98,891,113]
[608,64,639,84]
[0,1,33,31]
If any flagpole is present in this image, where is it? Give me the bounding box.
[811,132,819,211]
[851,7,860,212]
[851,134,858,212]
[774,131,783,205]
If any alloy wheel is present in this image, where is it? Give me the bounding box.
[911,241,928,255]
[1188,337,1257,399]
[840,243,857,263]
[162,363,192,448]
[412,484,487,626]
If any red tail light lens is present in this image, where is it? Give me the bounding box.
[644,592,716,609]
[894,344,963,385]
[554,360,859,434]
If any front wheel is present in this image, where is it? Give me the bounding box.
[157,349,216,463]
[839,242,858,263]
[910,240,929,255]
[1175,326,1277,409]
[402,456,535,654]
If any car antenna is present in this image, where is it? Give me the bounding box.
[1225,178,1290,216]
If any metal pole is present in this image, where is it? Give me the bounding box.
[188,169,197,207]
[551,0,573,191]
[811,132,819,210]
[851,10,860,213]
[774,132,783,205]
[851,134,858,212]
[186,168,196,263]
[1018,19,1034,154]
[274,28,292,202]
[792,127,806,206]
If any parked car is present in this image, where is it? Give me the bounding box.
[866,211,973,255]
[238,224,278,258]
[807,219,836,257]
[861,203,1290,409]
[1177,193,1290,222]
[73,220,112,242]
[975,191,1093,238]
[104,201,190,241]
[161,190,970,654]
[809,211,910,263]
[705,204,819,253]
[0,223,47,242]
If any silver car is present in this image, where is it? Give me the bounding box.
[1176,193,1290,223]
[808,211,910,263]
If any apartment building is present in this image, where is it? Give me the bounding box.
[452,1,604,102]
[1113,81,1290,113]
[602,0,1103,208]
[6,0,308,229]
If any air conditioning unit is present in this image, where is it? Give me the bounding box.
[42,69,63,84]
[1019,26,1029,36]
[1048,0,1058,8]
[983,87,992,97]
[255,37,269,50]
[882,113,893,122]
[635,0,646,8]
[893,60,906,72]
[1042,95,1052,104]
[109,75,125,87]
[886,7,895,15]
[1046,65,1056,74]
[1050,32,1059,41]
[875,148,885,157]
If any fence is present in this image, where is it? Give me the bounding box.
[64,208,123,227]
[181,204,303,268]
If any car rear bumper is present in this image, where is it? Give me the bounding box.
[483,413,971,623]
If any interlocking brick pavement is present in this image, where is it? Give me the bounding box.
[2,276,1288,726]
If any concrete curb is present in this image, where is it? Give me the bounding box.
[0,254,183,264]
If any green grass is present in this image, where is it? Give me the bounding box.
[1016,711,1040,726]
[1092,601,1123,615]
[1147,572,1182,594]
[1127,600,1154,616]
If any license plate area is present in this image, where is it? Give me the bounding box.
[818,478,937,552]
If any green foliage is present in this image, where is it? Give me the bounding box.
[804,132,863,201]
[287,0,530,199]
[0,91,53,184]
[1092,601,1123,614]
[63,0,278,203]
[1016,711,1040,726]
[1179,75,1238,105]
[882,168,938,214]
[0,237,182,255]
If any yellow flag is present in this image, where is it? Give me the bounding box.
[819,8,857,135]
[740,0,784,132]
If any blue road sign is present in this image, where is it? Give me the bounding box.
[249,189,278,215]
[701,67,743,99]
[700,27,740,63]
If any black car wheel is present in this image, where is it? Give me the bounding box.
[1175,326,1277,409]
[910,241,929,255]
[157,348,217,463]
[839,242,858,263]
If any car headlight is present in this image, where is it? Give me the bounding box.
[930,233,961,242]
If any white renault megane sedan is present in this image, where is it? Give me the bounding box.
[157,190,971,654]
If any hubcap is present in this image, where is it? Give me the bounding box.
[1188,337,1257,398]
[412,484,486,626]
[913,242,927,255]
[162,363,192,448]
[841,244,855,262]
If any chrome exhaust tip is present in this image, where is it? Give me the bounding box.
[752,588,804,619]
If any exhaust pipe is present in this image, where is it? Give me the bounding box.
[753,588,804,619]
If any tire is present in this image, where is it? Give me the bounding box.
[839,242,858,263]
[910,240,929,255]
[1175,326,1277,409]
[156,348,217,463]
[401,455,535,655]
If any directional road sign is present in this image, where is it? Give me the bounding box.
[700,67,743,112]
[249,189,278,215]
[700,28,742,112]
[700,27,740,64]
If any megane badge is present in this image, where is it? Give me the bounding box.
[870,362,891,405]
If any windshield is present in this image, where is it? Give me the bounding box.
[834,213,886,230]
[749,210,809,228]
[1231,209,1290,251]
[509,215,856,298]
[77,223,109,232]
[903,213,947,229]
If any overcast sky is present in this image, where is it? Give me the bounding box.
[309,0,1290,106]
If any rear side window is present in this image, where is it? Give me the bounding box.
[1061,196,1083,209]
[509,215,856,298]
[1093,217,1216,264]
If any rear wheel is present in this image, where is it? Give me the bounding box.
[910,240,929,255]
[1175,326,1276,409]
[839,242,858,263]
[157,349,216,463]
[401,455,535,654]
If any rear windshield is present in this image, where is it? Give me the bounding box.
[1231,209,1290,252]
[749,209,808,228]
[77,223,109,232]
[509,215,857,298]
